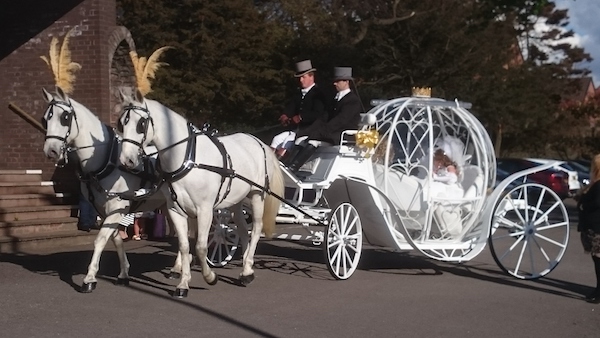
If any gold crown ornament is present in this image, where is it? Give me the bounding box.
[411,86,431,98]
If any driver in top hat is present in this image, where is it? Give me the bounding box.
[270,59,327,158]
[284,66,363,172]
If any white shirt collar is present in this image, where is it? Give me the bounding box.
[301,83,316,95]
[336,89,351,101]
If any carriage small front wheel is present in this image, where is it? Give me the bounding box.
[324,203,363,280]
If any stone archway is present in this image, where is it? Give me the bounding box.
[107,26,136,127]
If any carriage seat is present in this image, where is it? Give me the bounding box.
[461,165,485,200]
[295,113,376,178]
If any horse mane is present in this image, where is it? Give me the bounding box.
[129,46,172,96]
[40,27,81,95]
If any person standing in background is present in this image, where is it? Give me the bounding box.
[576,154,600,303]
[77,191,98,232]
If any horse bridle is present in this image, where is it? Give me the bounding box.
[118,104,153,155]
[42,99,77,142]
[41,99,80,165]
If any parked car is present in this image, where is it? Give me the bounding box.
[495,167,533,198]
[526,158,581,196]
[566,160,590,187]
[496,158,570,200]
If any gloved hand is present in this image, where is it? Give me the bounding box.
[278,114,290,126]
[292,115,302,124]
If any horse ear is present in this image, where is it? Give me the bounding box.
[42,88,53,103]
[134,88,145,103]
[56,85,68,101]
[119,87,131,104]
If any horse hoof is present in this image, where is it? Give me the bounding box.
[239,274,255,286]
[80,282,97,293]
[167,271,181,280]
[206,273,218,286]
[173,288,188,298]
[115,278,130,286]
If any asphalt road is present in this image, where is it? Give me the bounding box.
[1,199,599,338]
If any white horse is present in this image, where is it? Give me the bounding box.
[118,89,284,298]
[41,86,177,292]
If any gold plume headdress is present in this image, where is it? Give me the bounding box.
[40,27,81,95]
[129,46,172,96]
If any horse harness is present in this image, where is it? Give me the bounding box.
[43,100,157,214]
[119,104,273,216]
[76,127,157,213]
[156,122,237,212]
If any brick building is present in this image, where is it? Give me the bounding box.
[0,0,135,193]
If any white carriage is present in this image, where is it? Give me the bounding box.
[209,93,570,280]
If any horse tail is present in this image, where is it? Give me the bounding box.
[262,151,283,239]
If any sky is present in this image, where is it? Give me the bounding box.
[554,0,600,85]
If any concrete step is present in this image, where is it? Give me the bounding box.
[0,216,79,237]
[0,228,99,254]
[0,169,43,183]
[0,193,70,208]
[0,181,58,195]
[0,205,78,222]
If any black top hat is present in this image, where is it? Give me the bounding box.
[294,60,317,77]
[333,67,353,81]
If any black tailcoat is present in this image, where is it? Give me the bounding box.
[297,91,363,145]
[283,85,327,129]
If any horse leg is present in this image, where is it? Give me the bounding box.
[109,227,131,286]
[81,225,118,292]
[195,206,218,286]
[169,210,192,298]
[239,193,265,286]
[168,217,194,279]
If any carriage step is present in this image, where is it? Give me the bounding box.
[0,228,99,254]
[0,205,78,222]
[0,193,70,208]
[0,169,43,183]
[0,181,58,195]
[0,217,79,237]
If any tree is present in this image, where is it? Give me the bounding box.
[118,0,293,131]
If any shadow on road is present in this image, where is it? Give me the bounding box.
[254,240,590,300]
[0,225,590,307]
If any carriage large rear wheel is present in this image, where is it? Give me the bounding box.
[324,203,363,280]
[488,183,569,279]
[207,207,253,267]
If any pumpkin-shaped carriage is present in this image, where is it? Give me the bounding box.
[210,90,570,280]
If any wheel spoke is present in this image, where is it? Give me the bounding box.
[532,202,560,225]
[527,238,535,276]
[492,230,524,240]
[532,236,551,263]
[496,216,524,231]
[497,235,524,261]
[513,238,528,275]
[535,221,568,231]
[533,232,567,248]
[342,248,349,276]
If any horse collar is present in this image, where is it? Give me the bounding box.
[77,126,119,185]
[156,122,199,182]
